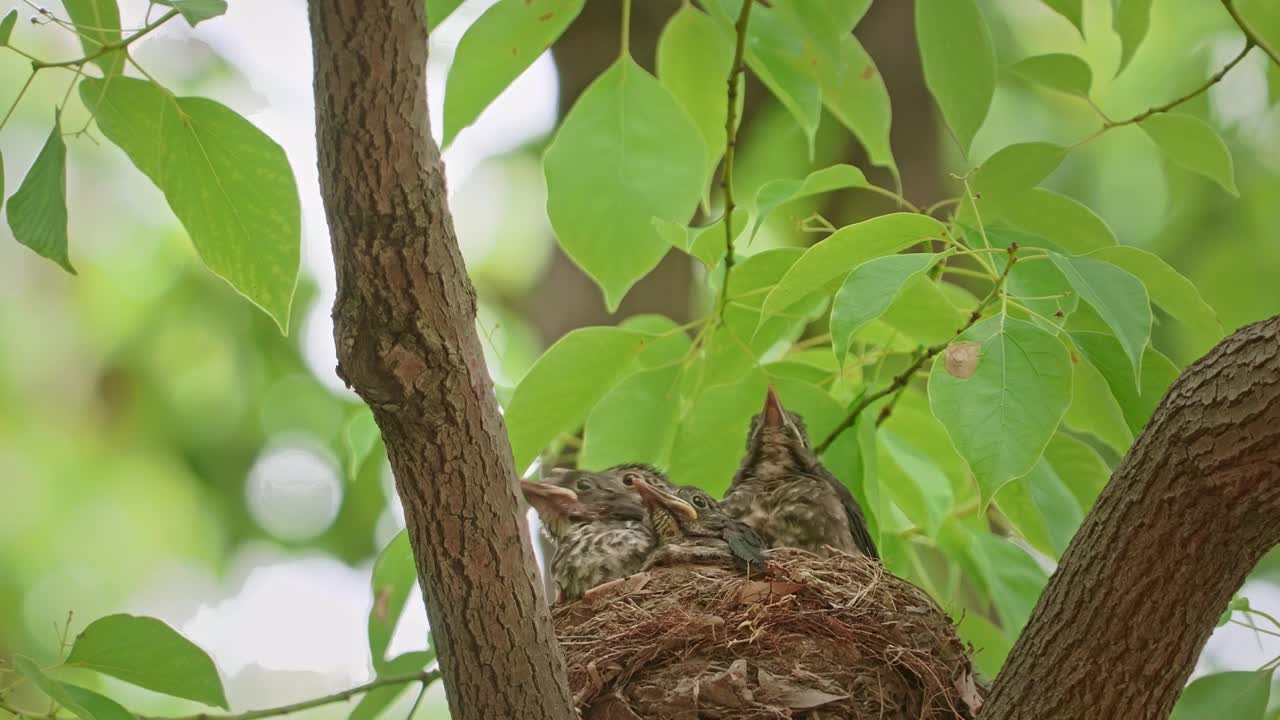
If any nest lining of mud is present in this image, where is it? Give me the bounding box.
[554,549,985,719]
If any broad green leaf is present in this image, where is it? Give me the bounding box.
[368,530,417,671]
[544,58,706,310]
[1064,344,1134,452]
[66,614,228,709]
[668,371,770,495]
[970,532,1049,636]
[1113,0,1154,73]
[345,409,380,482]
[687,208,748,267]
[831,408,882,546]
[505,327,650,469]
[7,118,73,273]
[350,651,436,720]
[997,437,1089,557]
[831,253,942,362]
[879,276,972,347]
[1,9,19,45]
[81,77,300,331]
[817,33,895,170]
[1171,670,1274,720]
[1139,114,1237,195]
[619,314,692,368]
[581,364,682,470]
[426,0,464,29]
[1010,54,1092,97]
[995,188,1117,253]
[880,430,954,536]
[1050,253,1151,382]
[955,612,1012,677]
[60,686,135,720]
[916,0,996,154]
[751,164,869,241]
[973,142,1067,204]
[761,213,947,319]
[62,0,123,75]
[1088,245,1222,358]
[15,657,97,720]
[155,0,227,26]
[928,316,1072,502]
[1044,431,1111,510]
[1071,333,1179,435]
[657,5,735,187]
[1042,0,1084,34]
[730,1,823,154]
[444,0,585,145]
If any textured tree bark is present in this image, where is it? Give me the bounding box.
[307,2,575,719]
[984,316,1280,719]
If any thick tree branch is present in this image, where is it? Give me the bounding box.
[984,315,1280,719]
[306,2,574,719]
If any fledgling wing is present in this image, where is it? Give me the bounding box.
[720,517,769,572]
[816,466,879,560]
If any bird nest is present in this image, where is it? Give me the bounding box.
[554,549,985,719]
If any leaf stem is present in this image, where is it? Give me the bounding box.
[146,670,440,720]
[31,8,178,70]
[713,0,754,324]
[862,184,921,213]
[0,71,37,133]
[1222,0,1280,66]
[619,0,631,58]
[815,243,1020,453]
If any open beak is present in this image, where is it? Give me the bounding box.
[762,385,786,429]
[519,480,579,518]
[633,478,697,522]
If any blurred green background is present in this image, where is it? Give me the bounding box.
[1,0,1278,718]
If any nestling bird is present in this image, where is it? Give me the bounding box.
[520,469,655,601]
[721,387,879,559]
[633,478,768,573]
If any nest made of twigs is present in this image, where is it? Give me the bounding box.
[553,549,985,719]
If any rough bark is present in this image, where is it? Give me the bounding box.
[985,316,1280,719]
[307,2,575,719]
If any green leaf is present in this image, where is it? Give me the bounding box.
[426,0,464,29]
[732,1,823,154]
[1171,670,1274,720]
[619,314,692,368]
[66,614,228,709]
[81,77,300,331]
[350,651,435,720]
[1113,0,1154,73]
[505,327,650,469]
[970,532,1049,636]
[880,430,954,536]
[1139,114,1238,196]
[15,657,97,720]
[1050,253,1151,383]
[60,686,136,720]
[1064,343,1134,452]
[581,364,682,470]
[973,142,1067,204]
[1071,333,1179,435]
[687,208,747,267]
[154,0,227,26]
[830,253,942,362]
[7,118,73,273]
[1088,245,1222,358]
[916,0,996,154]
[368,530,418,671]
[751,164,868,241]
[928,317,1072,502]
[544,57,706,311]
[1041,0,1084,34]
[62,0,123,75]
[880,277,971,347]
[668,371,770,496]
[657,5,734,188]
[1,9,19,45]
[761,213,947,319]
[955,613,1012,677]
[443,0,584,145]
[817,34,895,170]
[1010,53,1092,97]
[995,188,1117,253]
[996,438,1088,558]
[345,409,380,482]
[1236,0,1280,59]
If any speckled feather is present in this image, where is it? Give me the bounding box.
[643,484,768,573]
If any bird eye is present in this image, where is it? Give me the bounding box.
[621,472,639,486]
[575,478,592,492]
[692,495,708,508]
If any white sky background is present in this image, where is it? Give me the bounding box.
[7,0,1277,714]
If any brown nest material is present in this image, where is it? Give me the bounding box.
[554,549,986,719]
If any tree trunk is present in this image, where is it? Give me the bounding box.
[984,316,1280,719]
[306,3,575,719]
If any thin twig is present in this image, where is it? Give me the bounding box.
[1222,0,1280,66]
[147,671,440,720]
[714,0,754,323]
[31,9,178,69]
[816,244,1020,453]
